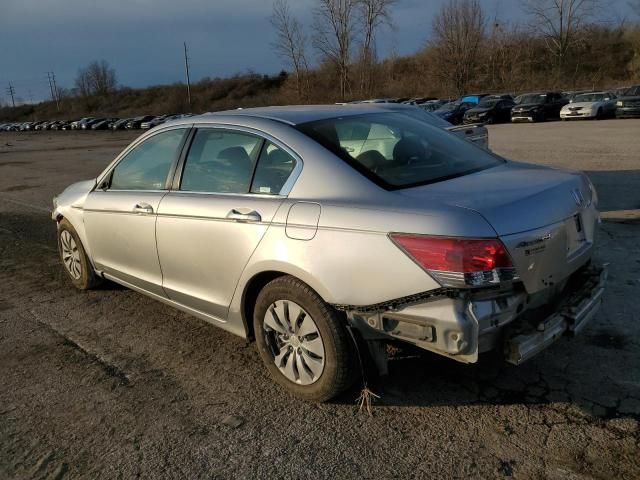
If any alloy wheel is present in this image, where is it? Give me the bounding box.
[263,300,326,385]
[60,230,82,280]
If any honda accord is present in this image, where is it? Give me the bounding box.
[52,105,606,401]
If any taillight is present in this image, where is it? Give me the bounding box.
[390,234,517,288]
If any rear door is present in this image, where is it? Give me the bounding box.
[155,127,299,319]
[84,127,188,295]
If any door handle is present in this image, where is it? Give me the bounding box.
[132,203,153,214]
[226,209,261,222]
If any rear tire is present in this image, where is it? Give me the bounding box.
[253,276,357,402]
[57,219,101,290]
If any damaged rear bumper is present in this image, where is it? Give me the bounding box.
[342,262,607,367]
[504,263,607,365]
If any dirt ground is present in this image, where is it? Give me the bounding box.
[1,119,639,479]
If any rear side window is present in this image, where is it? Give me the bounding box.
[250,142,296,194]
[296,112,503,190]
[110,128,186,190]
[180,129,262,193]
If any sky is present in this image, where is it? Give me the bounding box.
[0,0,635,104]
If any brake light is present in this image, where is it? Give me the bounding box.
[390,234,516,288]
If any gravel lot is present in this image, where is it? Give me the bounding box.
[1,119,639,479]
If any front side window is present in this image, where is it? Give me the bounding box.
[110,129,186,190]
[180,129,262,193]
[296,112,503,190]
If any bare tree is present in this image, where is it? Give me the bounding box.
[271,0,309,100]
[357,0,396,96]
[75,60,117,98]
[430,0,486,95]
[87,60,117,96]
[313,0,359,100]
[74,69,92,98]
[521,0,601,73]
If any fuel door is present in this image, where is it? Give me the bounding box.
[285,202,321,240]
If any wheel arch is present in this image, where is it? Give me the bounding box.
[238,266,334,341]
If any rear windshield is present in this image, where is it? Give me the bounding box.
[295,112,503,190]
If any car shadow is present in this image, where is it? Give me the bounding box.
[336,344,639,422]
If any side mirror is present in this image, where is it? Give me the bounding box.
[604,97,610,101]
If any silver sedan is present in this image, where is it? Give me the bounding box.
[52,105,606,401]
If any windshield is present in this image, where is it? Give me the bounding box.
[574,93,606,102]
[518,94,546,105]
[295,112,503,190]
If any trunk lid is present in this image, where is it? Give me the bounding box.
[400,161,588,236]
[400,161,597,293]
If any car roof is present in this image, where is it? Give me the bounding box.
[186,104,417,126]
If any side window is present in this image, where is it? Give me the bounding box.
[250,142,297,195]
[110,129,186,190]
[180,129,262,193]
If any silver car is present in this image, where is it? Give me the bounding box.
[52,105,606,401]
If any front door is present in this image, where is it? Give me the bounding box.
[156,128,298,319]
[84,127,188,295]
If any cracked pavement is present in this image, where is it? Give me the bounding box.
[1,121,639,479]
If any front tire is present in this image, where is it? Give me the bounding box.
[253,276,356,402]
[57,219,101,290]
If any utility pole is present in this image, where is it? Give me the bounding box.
[51,72,60,110]
[183,42,192,110]
[6,84,15,107]
[47,72,60,111]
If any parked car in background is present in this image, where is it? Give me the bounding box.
[560,92,617,120]
[463,97,515,124]
[141,116,163,129]
[615,85,640,118]
[110,118,132,130]
[48,121,65,130]
[402,97,438,105]
[71,118,95,130]
[459,93,491,105]
[417,99,448,112]
[83,118,108,130]
[126,115,155,129]
[91,118,119,130]
[511,92,568,122]
[562,90,591,103]
[613,86,632,98]
[52,105,605,402]
[141,114,179,129]
[434,101,474,125]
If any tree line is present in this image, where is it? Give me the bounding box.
[272,0,640,101]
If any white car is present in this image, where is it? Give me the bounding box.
[560,92,617,120]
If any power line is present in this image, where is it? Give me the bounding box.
[184,42,192,110]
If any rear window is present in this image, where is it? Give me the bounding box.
[296,112,503,190]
